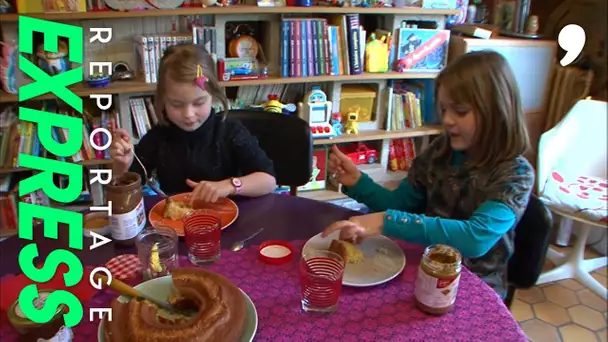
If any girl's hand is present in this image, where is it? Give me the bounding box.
[186,179,234,204]
[328,145,362,187]
[321,212,385,244]
[110,128,134,169]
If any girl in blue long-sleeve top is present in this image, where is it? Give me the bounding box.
[322,50,535,298]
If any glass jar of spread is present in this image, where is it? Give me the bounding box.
[414,244,462,315]
[105,172,146,247]
[8,289,72,341]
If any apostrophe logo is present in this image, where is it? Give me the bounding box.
[558,24,586,67]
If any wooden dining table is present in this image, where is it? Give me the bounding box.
[0,194,528,341]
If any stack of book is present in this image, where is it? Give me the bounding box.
[280,14,365,78]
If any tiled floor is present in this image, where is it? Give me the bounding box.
[511,245,607,342]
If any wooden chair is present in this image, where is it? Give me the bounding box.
[229,110,312,196]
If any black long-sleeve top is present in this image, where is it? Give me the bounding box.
[130,112,275,194]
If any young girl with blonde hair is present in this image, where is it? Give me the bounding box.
[323,51,535,297]
[110,44,276,202]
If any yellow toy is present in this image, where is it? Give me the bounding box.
[252,94,296,114]
[365,33,389,73]
[344,109,360,135]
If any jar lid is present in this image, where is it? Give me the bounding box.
[258,241,293,265]
[8,289,66,334]
[104,254,142,281]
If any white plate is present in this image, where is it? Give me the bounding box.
[97,276,257,342]
[302,231,406,287]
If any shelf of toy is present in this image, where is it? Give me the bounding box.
[313,125,442,145]
[0,159,113,174]
[0,77,154,103]
[0,72,439,103]
[0,7,460,22]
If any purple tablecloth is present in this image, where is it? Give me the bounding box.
[0,194,527,341]
[0,241,527,341]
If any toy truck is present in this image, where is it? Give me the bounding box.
[342,143,378,165]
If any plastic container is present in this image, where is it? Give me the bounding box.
[340,86,377,122]
[258,241,294,265]
[414,244,462,315]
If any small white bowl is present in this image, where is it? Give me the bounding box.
[83,212,110,237]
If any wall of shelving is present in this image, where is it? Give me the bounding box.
[0,6,458,204]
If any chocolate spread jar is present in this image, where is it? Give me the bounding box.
[105,172,146,247]
[414,244,462,315]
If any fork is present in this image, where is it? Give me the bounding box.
[129,145,168,198]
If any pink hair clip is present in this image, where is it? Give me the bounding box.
[195,64,208,90]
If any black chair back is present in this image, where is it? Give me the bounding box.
[505,194,553,307]
[228,110,312,195]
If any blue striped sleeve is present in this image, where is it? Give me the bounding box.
[382,201,516,258]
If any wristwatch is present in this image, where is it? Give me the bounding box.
[230,178,243,195]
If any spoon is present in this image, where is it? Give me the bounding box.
[231,228,264,251]
[128,145,168,198]
[93,274,192,315]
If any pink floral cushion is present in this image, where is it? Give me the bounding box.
[540,171,608,224]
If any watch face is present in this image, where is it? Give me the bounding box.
[232,178,242,187]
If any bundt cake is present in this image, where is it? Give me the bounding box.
[103,267,247,342]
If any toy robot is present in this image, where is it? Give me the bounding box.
[344,110,359,135]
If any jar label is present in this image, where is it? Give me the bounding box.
[414,267,460,309]
[37,326,73,342]
[15,291,52,319]
[110,198,146,240]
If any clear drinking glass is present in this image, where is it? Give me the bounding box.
[183,210,222,265]
[136,227,178,280]
[300,250,345,313]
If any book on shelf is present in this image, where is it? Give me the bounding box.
[280,14,367,78]
[129,96,158,139]
[0,105,117,169]
[386,81,427,172]
[389,83,425,130]
[0,173,49,232]
[134,33,195,84]
[134,25,218,85]
[192,24,218,57]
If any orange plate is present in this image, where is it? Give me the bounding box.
[148,193,239,236]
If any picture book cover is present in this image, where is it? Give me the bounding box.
[396,29,450,72]
[298,148,328,192]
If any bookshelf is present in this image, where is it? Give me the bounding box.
[313,126,441,145]
[0,7,459,21]
[0,5,453,203]
[0,71,441,103]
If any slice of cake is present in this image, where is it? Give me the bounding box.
[329,239,364,264]
[162,198,195,220]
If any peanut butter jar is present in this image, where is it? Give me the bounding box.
[8,289,71,341]
[105,172,146,247]
[414,244,462,315]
